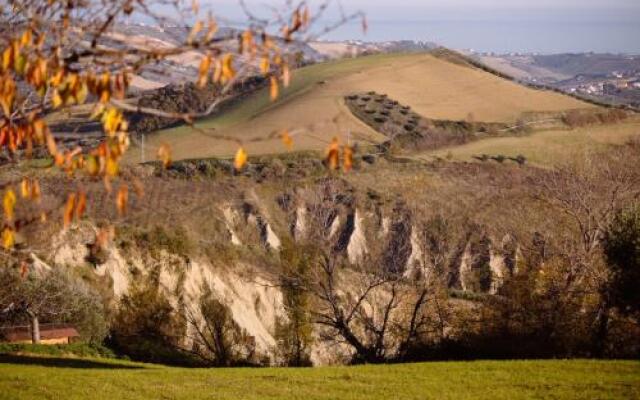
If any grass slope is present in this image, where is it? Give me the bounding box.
[136,53,593,162]
[423,119,640,166]
[0,356,638,400]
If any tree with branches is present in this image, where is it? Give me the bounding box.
[0,0,363,259]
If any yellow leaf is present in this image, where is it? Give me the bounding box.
[20,178,30,198]
[157,143,172,168]
[20,30,33,47]
[51,90,63,108]
[260,56,270,74]
[234,147,247,170]
[221,54,235,83]
[2,227,14,250]
[3,189,16,221]
[2,47,13,71]
[106,157,119,177]
[85,155,99,175]
[101,107,123,136]
[197,55,211,88]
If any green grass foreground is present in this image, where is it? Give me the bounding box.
[0,357,638,400]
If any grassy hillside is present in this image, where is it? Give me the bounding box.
[134,53,595,162]
[423,118,640,166]
[0,356,638,400]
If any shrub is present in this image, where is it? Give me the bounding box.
[110,274,193,365]
[604,203,640,316]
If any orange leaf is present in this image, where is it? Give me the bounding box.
[281,130,293,150]
[116,185,128,216]
[282,64,290,88]
[30,180,41,203]
[326,137,340,170]
[63,193,76,229]
[343,146,354,172]
[234,147,247,170]
[270,76,279,101]
[76,191,86,219]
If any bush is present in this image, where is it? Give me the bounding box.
[124,225,194,257]
[110,275,193,365]
[604,203,640,316]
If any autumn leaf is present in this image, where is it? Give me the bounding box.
[105,157,119,177]
[343,146,354,172]
[3,189,16,221]
[63,193,76,229]
[116,185,128,216]
[188,21,203,44]
[20,178,30,198]
[102,107,124,136]
[85,154,99,175]
[221,54,235,83]
[30,179,41,202]
[282,64,291,88]
[20,261,28,279]
[76,191,86,219]
[45,130,58,157]
[326,137,340,170]
[260,56,270,74]
[234,147,248,170]
[51,89,63,108]
[281,130,293,150]
[270,76,279,101]
[2,227,14,250]
[157,143,172,168]
[197,55,211,88]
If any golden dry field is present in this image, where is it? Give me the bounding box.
[423,118,640,166]
[134,53,595,162]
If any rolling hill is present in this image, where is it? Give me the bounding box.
[133,52,596,162]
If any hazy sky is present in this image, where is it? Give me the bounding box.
[202,1,640,53]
